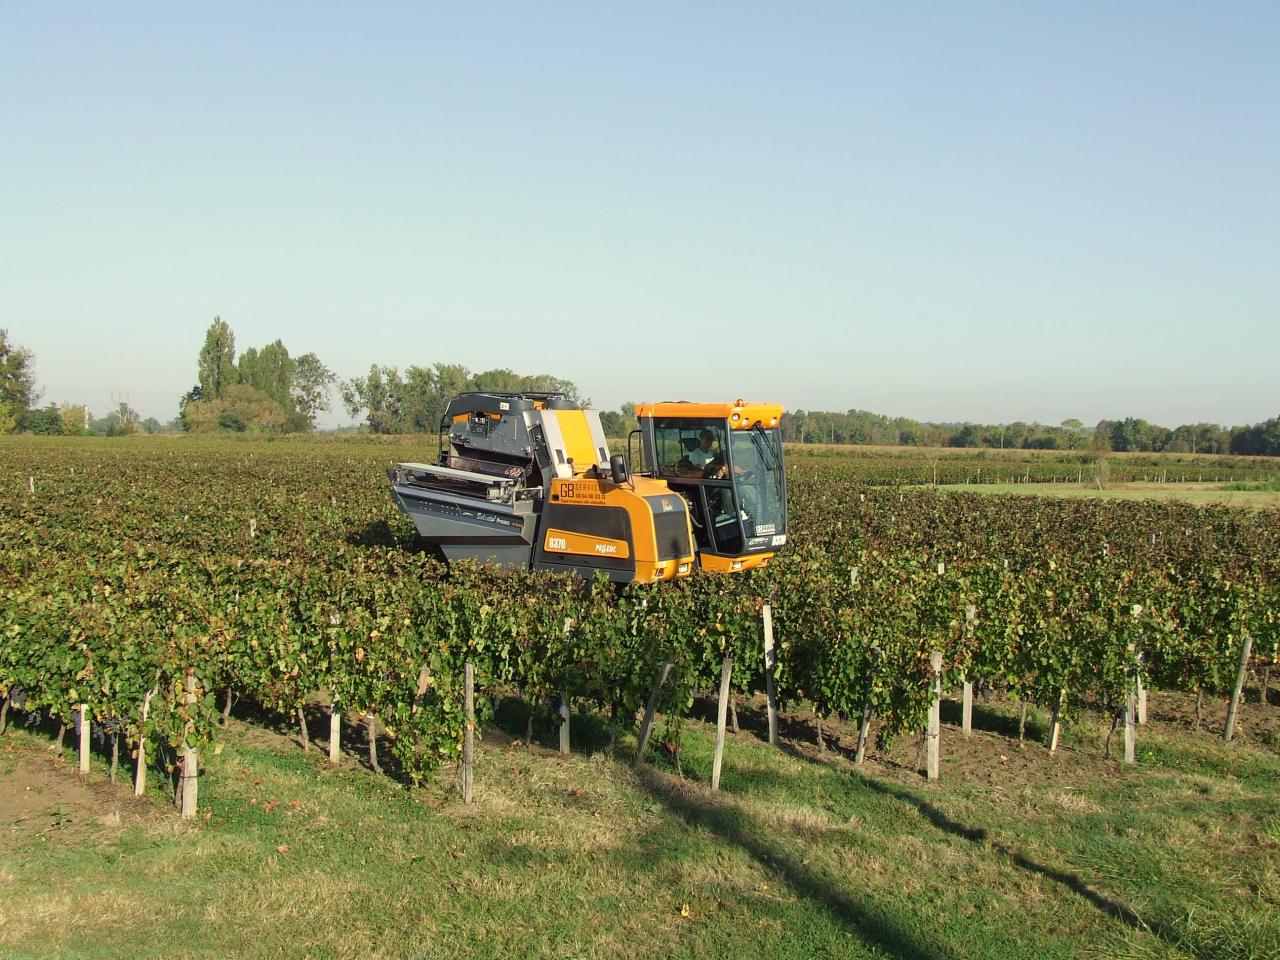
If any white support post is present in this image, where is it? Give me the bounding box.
[762,605,779,747]
[463,663,475,804]
[328,705,341,766]
[78,703,90,775]
[134,685,155,798]
[180,674,199,820]
[962,604,976,737]
[1120,642,1136,763]
[1048,691,1065,754]
[711,656,733,792]
[1224,634,1254,743]
[1123,688,1137,764]
[926,651,942,781]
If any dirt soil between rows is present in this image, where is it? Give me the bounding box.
[1,739,172,848]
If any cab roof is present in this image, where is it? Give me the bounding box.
[635,400,784,429]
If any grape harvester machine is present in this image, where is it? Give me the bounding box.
[387,392,787,584]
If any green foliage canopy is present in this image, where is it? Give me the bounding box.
[341,364,586,434]
[0,328,39,433]
[185,318,333,433]
[197,317,239,401]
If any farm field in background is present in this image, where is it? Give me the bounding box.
[786,442,1280,487]
[936,481,1280,510]
[2,435,1279,959]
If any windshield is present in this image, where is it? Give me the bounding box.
[729,427,786,538]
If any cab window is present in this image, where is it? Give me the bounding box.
[652,420,727,478]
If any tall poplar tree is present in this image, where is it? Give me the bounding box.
[197,317,239,400]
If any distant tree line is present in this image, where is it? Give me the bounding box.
[178,317,335,433]
[778,408,1280,456]
[21,401,169,437]
[1,323,1277,454]
[341,364,585,434]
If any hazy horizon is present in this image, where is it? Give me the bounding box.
[4,5,1277,428]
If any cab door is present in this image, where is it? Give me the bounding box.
[638,416,746,558]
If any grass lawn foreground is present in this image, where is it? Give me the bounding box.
[2,693,1278,960]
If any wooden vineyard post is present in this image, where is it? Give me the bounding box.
[328,703,341,766]
[850,559,872,764]
[854,647,880,765]
[634,659,673,767]
[134,684,156,798]
[1224,634,1254,743]
[1129,608,1149,726]
[78,703,90,775]
[1136,667,1148,725]
[558,696,571,756]
[180,673,198,820]
[367,714,382,774]
[462,663,475,804]
[711,655,733,792]
[559,617,572,756]
[762,604,779,748]
[926,651,942,781]
[1048,690,1065,754]
[1123,643,1138,764]
[1123,687,1137,765]
[962,604,976,737]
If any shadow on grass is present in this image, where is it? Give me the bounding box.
[846,770,1225,960]
[689,717,1233,960]
[694,693,1052,767]
[630,764,957,960]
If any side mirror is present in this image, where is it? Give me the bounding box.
[610,453,629,485]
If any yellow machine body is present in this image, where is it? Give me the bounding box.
[388,391,704,585]
[537,475,696,583]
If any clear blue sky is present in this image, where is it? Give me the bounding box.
[3,3,1277,427]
